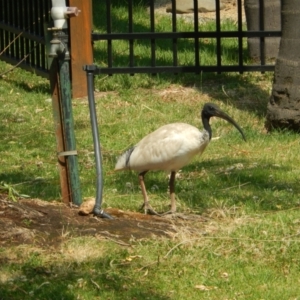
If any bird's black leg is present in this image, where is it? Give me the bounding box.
[138,171,160,215]
[161,171,177,215]
[169,171,177,213]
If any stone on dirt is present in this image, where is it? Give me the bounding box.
[79,198,96,215]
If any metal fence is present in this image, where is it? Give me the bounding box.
[1,1,282,79]
[0,0,52,78]
[91,0,282,75]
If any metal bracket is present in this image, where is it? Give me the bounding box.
[57,150,78,157]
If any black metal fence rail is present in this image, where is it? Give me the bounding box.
[0,0,52,78]
[92,0,282,75]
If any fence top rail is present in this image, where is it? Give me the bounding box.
[92,30,281,41]
[83,64,275,75]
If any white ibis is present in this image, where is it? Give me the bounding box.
[115,103,246,215]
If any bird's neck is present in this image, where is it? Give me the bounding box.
[202,116,212,140]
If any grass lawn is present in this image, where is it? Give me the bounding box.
[0,1,300,299]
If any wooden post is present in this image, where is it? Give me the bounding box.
[68,0,93,98]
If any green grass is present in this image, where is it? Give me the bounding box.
[1,1,300,299]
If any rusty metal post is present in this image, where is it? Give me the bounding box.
[49,59,71,205]
[57,42,82,206]
[48,0,82,206]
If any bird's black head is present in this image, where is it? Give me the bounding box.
[201,103,246,141]
[201,103,221,119]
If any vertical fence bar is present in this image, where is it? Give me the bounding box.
[14,0,20,60]
[149,0,156,72]
[171,0,177,71]
[0,1,3,53]
[106,0,112,70]
[3,1,9,56]
[24,0,30,64]
[8,1,15,58]
[34,0,41,68]
[237,0,243,74]
[259,0,265,69]
[20,1,25,61]
[30,0,35,66]
[215,0,221,74]
[40,0,46,70]
[128,0,134,75]
[4,0,8,56]
[193,0,199,73]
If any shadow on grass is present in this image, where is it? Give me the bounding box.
[0,171,60,201]
[0,64,50,95]
[0,256,171,300]
[112,156,299,213]
[186,158,299,210]
[4,78,50,95]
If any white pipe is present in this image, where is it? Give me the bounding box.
[51,0,80,29]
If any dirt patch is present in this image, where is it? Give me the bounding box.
[0,194,207,248]
[152,0,245,23]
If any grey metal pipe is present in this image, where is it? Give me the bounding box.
[85,65,113,219]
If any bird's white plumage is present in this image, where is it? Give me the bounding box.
[115,122,210,172]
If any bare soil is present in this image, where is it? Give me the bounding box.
[0,194,207,248]
[153,0,245,23]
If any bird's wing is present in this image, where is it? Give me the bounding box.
[127,123,208,172]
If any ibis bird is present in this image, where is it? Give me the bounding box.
[115,103,246,215]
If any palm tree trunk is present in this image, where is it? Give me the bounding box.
[266,0,300,131]
[244,0,281,60]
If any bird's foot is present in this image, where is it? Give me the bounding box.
[140,202,161,216]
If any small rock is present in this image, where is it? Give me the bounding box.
[79,198,95,215]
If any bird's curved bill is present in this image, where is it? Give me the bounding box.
[215,109,246,141]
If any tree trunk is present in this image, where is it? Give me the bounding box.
[244,0,281,60]
[265,0,300,132]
